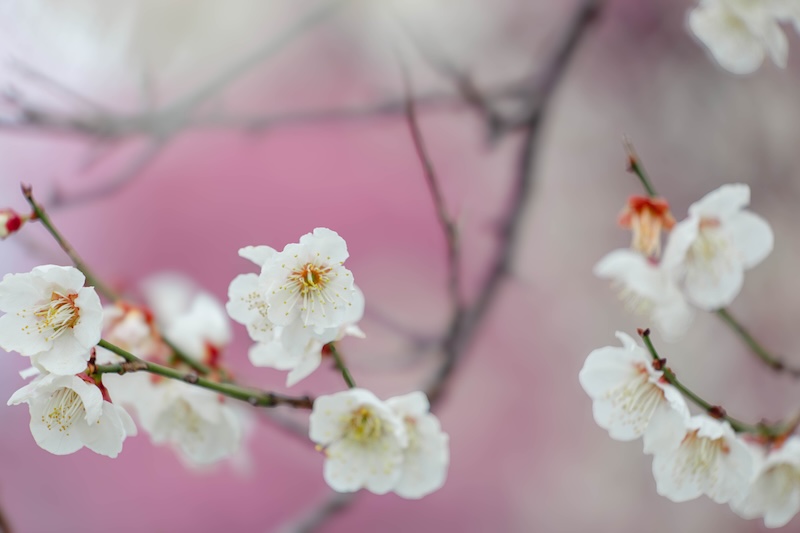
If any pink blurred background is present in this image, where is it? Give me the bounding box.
[2,0,800,531]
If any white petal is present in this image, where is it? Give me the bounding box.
[393,415,449,499]
[0,313,51,355]
[285,350,322,387]
[71,288,103,347]
[238,245,277,267]
[689,183,751,219]
[727,211,774,269]
[688,6,766,74]
[684,258,744,310]
[0,272,41,313]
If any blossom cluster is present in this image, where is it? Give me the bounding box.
[0,226,450,499]
[581,332,800,528]
[688,0,800,74]
[585,183,800,527]
[595,183,773,341]
[0,265,135,457]
[226,227,365,387]
[310,388,449,498]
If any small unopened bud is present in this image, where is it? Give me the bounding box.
[0,208,24,239]
[618,196,675,258]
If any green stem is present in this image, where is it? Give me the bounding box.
[22,186,222,378]
[624,143,658,198]
[715,308,799,376]
[639,330,774,436]
[327,343,356,389]
[96,339,313,409]
[22,185,120,302]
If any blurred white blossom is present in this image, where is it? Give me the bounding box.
[652,415,753,504]
[661,183,773,311]
[688,0,789,74]
[579,332,690,454]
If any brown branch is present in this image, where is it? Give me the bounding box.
[401,70,463,310]
[285,2,602,531]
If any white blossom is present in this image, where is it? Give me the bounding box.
[229,237,366,386]
[137,379,243,466]
[579,332,690,454]
[248,287,365,387]
[261,228,358,332]
[652,415,753,504]
[731,437,800,528]
[309,388,408,494]
[0,265,103,375]
[142,273,231,365]
[8,372,136,458]
[688,0,789,74]
[594,250,694,342]
[386,391,449,499]
[661,184,773,310]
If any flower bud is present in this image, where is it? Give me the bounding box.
[0,208,24,239]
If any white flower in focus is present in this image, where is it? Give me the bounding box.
[0,265,103,375]
[652,415,753,503]
[249,287,366,387]
[594,250,695,341]
[261,228,357,332]
[731,437,800,528]
[386,391,449,498]
[661,184,773,310]
[138,380,242,466]
[688,0,789,74]
[309,388,408,494]
[579,332,690,454]
[8,372,136,457]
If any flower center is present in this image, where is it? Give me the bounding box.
[42,387,86,434]
[607,365,664,433]
[32,291,81,342]
[679,430,730,477]
[290,263,331,295]
[345,406,383,443]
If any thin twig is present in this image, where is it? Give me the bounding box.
[284,3,603,531]
[716,308,800,378]
[401,69,462,310]
[638,328,787,438]
[327,343,357,389]
[96,339,314,409]
[276,493,356,533]
[22,184,121,300]
[623,138,658,197]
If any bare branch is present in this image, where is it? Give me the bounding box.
[276,492,356,533]
[401,69,462,310]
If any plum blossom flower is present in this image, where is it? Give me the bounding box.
[142,273,231,366]
[228,238,366,386]
[0,265,103,375]
[261,228,358,332]
[136,379,243,466]
[309,388,408,494]
[661,184,773,310]
[652,415,753,504]
[0,208,24,239]
[8,372,136,458]
[731,437,800,528]
[386,391,449,499]
[688,0,789,74]
[579,332,690,454]
[618,196,676,258]
[248,288,365,387]
[594,250,694,341]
